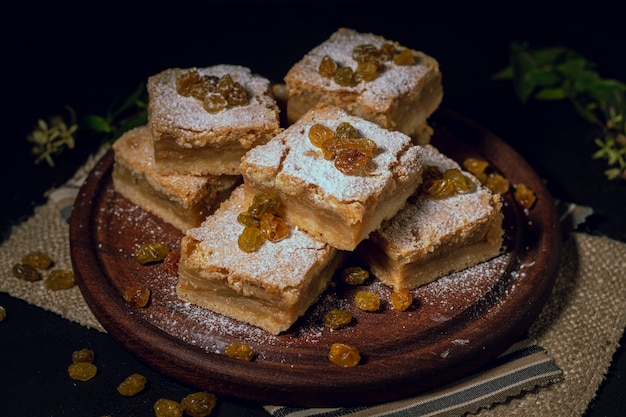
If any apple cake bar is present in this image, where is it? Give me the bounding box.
[112,125,240,232]
[148,65,282,176]
[284,28,443,145]
[239,105,424,251]
[177,185,345,335]
[359,144,504,289]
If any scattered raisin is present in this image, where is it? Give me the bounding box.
[328,343,361,367]
[463,158,489,176]
[45,269,75,290]
[514,183,537,209]
[117,373,147,396]
[123,285,151,308]
[163,251,181,276]
[484,173,510,195]
[12,263,42,282]
[154,398,184,417]
[181,391,217,417]
[72,348,95,364]
[135,242,170,264]
[0,306,6,322]
[390,288,413,311]
[22,251,53,269]
[323,309,353,330]
[341,266,370,285]
[354,290,381,311]
[224,343,255,361]
[68,362,97,381]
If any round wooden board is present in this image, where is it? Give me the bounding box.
[70,109,560,407]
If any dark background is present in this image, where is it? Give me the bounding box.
[2,2,625,416]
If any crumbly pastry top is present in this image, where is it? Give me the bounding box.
[112,125,238,205]
[284,28,440,112]
[148,65,280,145]
[241,106,422,204]
[375,145,500,257]
[185,186,332,290]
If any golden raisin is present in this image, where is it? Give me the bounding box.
[238,226,264,253]
[379,42,396,60]
[45,269,75,290]
[117,373,147,396]
[463,158,489,176]
[72,348,95,364]
[335,122,359,139]
[331,137,377,158]
[484,173,510,194]
[176,70,200,96]
[328,343,361,367]
[163,251,181,276]
[393,48,415,65]
[154,398,184,417]
[249,192,281,218]
[319,55,337,78]
[352,44,380,63]
[308,123,336,148]
[323,309,353,330]
[203,93,228,114]
[135,243,170,264]
[334,148,368,175]
[224,343,255,361]
[12,263,42,282]
[341,267,370,285]
[217,74,234,96]
[354,290,381,311]
[334,66,357,86]
[22,251,53,269]
[227,82,248,106]
[123,285,151,308]
[424,178,456,199]
[259,213,288,242]
[181,391,217,417]
[68,362,97,381]
[514,183,537,209]
[237,211,260,227]
[355,61,379,82]
[390,288,413,311]
[443,169,475,194]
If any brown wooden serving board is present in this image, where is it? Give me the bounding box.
[70,109,560,407]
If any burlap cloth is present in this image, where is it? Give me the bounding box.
[1,150,625,416]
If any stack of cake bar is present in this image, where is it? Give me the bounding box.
[111,28,503,335]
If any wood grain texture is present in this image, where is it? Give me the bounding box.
[69,109,560,407]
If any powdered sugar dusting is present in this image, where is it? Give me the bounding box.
[285,28,439,112]
[242,106,422,203]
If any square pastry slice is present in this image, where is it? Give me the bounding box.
[284,27,443,145]
[112,125,241,232]
[148,65,282,176]
[240,105,424,251]
[358,144,504,289]
[177,185,345,335]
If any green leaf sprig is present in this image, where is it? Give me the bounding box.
[494,43,626,181]
[27,83,148,167]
